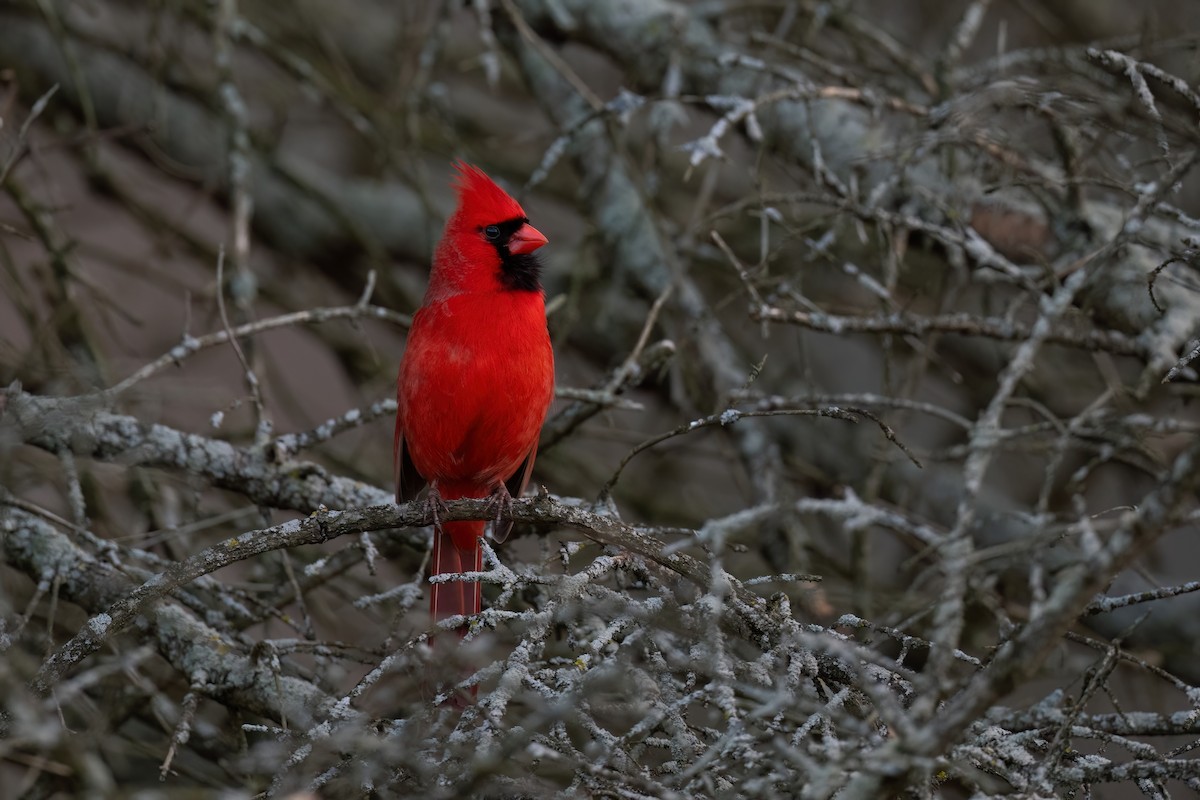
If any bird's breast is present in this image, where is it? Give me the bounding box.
[398,291,553,490]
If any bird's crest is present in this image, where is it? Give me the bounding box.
[452,162,526,225]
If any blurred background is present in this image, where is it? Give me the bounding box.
[2,0,1200,796]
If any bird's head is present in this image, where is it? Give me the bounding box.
[434,162,548,295]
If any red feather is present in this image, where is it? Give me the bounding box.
[395,163,554,636]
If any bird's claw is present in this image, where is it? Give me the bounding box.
[425,485,449,532]
[483,483,514,525]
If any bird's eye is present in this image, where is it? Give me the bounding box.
[484,225,500,240]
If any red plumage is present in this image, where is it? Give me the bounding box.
[394,163,554,631]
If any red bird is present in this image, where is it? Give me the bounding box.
[395,163,554,630]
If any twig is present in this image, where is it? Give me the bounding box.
[1083,581,1200,616]
[0,83,58,185]
[600,404,919,498]
[214,247,266,434]
[105,301,409,397]
[752,305,1147,358]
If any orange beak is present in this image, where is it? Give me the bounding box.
[507,223,548,255]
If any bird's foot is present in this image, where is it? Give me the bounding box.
[483,483,514,525]
[424,484,449,532]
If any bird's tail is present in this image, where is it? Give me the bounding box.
[427,488,485,706]
[430,519,483,631]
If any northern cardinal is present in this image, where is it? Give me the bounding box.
[395,162,554,630]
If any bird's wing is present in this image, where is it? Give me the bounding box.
[394,425,428,504]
